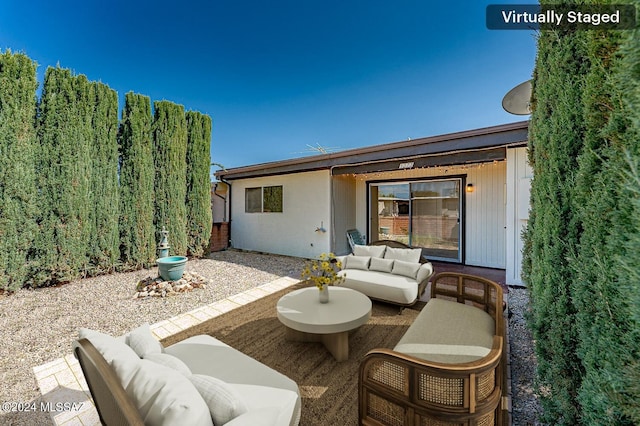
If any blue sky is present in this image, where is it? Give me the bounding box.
[0,1,537,172]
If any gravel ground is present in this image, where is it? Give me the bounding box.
[0,251,543,425]
[508,287,544,425]
[0,250,305,426]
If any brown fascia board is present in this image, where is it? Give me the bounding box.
[215,120,529,180]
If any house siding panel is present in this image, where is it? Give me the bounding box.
[506,147,532,285]
[354,161,506,268]
[331,175,357,255]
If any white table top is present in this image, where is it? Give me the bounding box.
[276,287,372,334]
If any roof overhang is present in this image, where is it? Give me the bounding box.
[215,121,528,180]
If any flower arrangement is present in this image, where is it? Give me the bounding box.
[301,252,345,290]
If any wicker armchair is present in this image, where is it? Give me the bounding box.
[359,273,507,425]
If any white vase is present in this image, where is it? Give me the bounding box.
[319,285,329,303]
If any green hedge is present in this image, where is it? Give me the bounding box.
[186,111,213,257]
[0,51,213,290]
[34,68,94,285]
[153,101,188,256]
[524,2,640,423]
[0,51,38,291]
[89,82,120,273]
[119,92,156,269]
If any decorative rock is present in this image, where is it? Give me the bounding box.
[133,272,210,299]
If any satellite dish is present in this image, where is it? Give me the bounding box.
[502,80,532,115]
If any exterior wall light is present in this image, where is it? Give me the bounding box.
[466,183,475,193]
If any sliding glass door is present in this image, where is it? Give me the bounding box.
[370,178,462,262]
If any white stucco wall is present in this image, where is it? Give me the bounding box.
[229,170,332,259]
[506,147,532,285]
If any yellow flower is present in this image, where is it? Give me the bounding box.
[300,252,345,289]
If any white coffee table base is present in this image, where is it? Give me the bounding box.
[277,286,372,362]
[284,328,351,362]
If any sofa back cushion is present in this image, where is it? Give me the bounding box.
[112,358,214,425]
[384,246,422,263]
[369,257,394,273]
[353,244,386,258]
[127,323,164,358]
[77,328,140,364]
[345,255,371,270]
[189,375,249,425]
[391,260,421,279]
[144,353,192,377]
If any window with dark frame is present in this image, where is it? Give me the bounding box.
[245,186,283,213]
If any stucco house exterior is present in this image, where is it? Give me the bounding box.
[215,120,531,286]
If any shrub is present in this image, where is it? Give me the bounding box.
[185,111,213,257]
[33,67,93,285]
[152,100,188,256]
[89,82,120,273]
[119,92,156,268]
[0,50,38,290]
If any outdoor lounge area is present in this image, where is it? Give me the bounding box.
[27,249,513,426]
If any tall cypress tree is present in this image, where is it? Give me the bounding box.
[119,92,156,269]
[0,50,38,291]
[571,24,637,424]
[34,68,93,285]
[618,14,640,422]
[522,26,588,424]
[89,82,120,273]
[152,101,188,256]
[185,111,213,257]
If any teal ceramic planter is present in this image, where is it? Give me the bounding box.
[157,256,188,281]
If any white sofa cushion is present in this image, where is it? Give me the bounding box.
[144,352,192,377]
[384,246,422,263]
[345,255,370,270]
[77,328,139,364]
[353,244,386,258]
[112,358,213,426]
[165,336,299,395]
[338,269,418,305]
[369,257,394,273]
[391,260,421,279]
[230,384,300,426]
[416,262,434,283]
[225,407,281,425]
[190,374,248,425]
[127,323,163,357]
[166,336,301,425]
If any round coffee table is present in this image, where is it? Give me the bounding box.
[276,286,372,361]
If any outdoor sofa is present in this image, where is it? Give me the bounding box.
[337,240,434,308]
[359,272,507,425]
[74,325,301,426]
